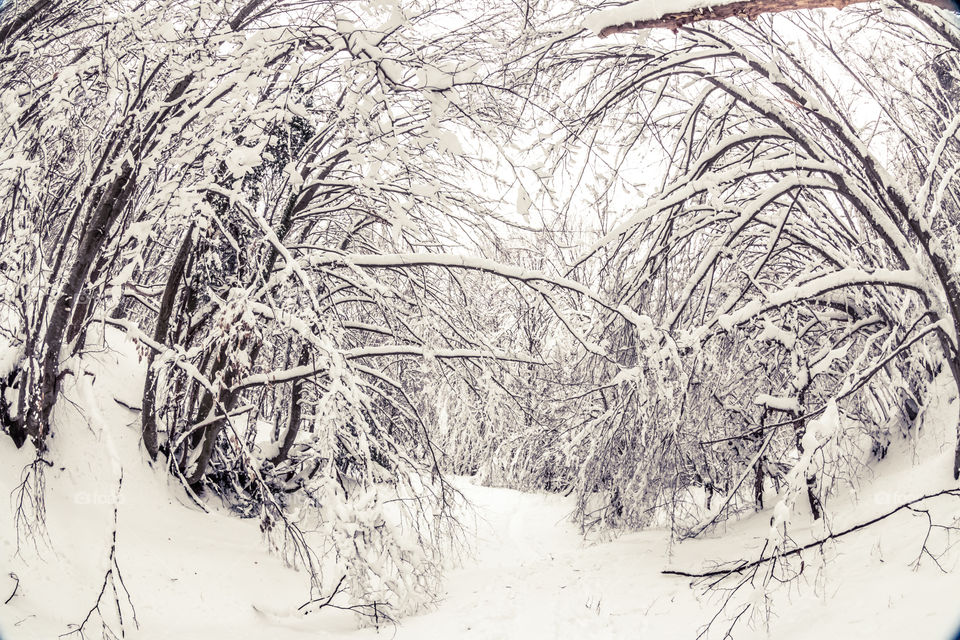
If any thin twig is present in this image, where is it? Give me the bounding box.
[4,572,18,604]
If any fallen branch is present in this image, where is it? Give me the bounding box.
[295,568,392,624]
[664,487,960,578]
[297,575,346,614]
[61,473,138,638]
[112,397,142,412]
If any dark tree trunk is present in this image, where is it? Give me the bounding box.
[65,250,112,353]
[270,344,311,466]
[754,409,769,511]
[754,457,765,512]
[0,0,54,46]
[794,419,823,521]
[142,225,195,460]
[183,347,235,488]
[946,356,960,480]
[0,368,24,447]
[26,164,136,447]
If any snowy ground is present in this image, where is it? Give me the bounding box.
[3,332,960,639]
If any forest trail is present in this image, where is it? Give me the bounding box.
[356,482,684,640]
[3,453,960,640]
[1,341,960,639]
[350,468,960,640]
[5,2,960,639]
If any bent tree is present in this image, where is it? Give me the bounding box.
[502,0,960,631]
[0,0,660,619]
[2,0,960,633]
[0,0,607,617]
[508,1,960,528]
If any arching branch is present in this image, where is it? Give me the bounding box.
[589,0,957,37]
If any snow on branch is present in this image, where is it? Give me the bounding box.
[666,488,960,578]
[715,267,928,330]
[306,251,656,337]
[585,0,957,36]
[753,393,801,413]
[233,346,544,391]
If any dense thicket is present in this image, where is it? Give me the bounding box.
[458,0,960,537]
[1,0,959,628]
[0,0,558,615]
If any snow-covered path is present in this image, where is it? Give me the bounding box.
[2,341,960,640]
[4,461,960,640]
[360,471,960,640]
[355,484,683,640]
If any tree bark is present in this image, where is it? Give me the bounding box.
[946,356,960,479]
[142,225,194,460]
[183,348,234,487]
[0,0,54,46]
[270,344,311,466]
[754,409,769,511]
[26,164,136,446]
[595,0,957,36]
[792,407,823,520]
[25,70,199,448]
[0,368,23,447]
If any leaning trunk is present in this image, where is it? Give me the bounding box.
[270,344,311,466]
[25,164,135,447]
[142,225,195,459]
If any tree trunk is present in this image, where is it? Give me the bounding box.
[754,408,770,511]
[65,250,111,353]
[754,462,765,511]
[270,344,311,466]
[0,0,54,46]
[183,347,234,487]
[25,164,135,447]
[794,419,823,520]
[946,355,960,480]
[0,368,23,447]
[142,225,194,459]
